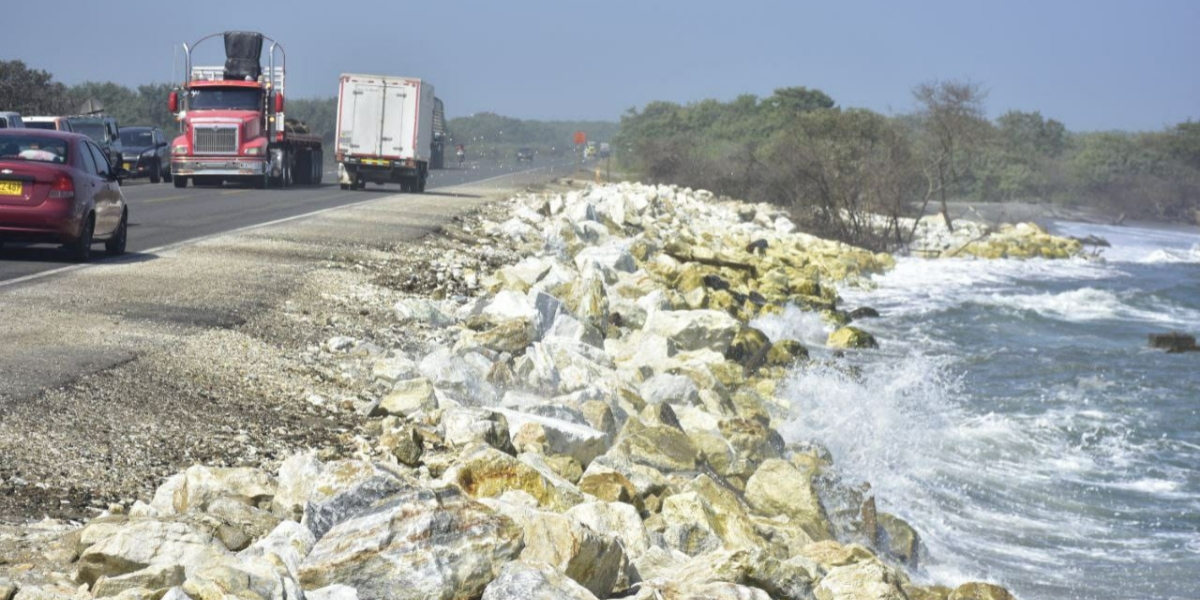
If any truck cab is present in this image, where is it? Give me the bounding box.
[168,31,323,189]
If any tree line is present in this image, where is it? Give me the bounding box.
[0,60,617,162]
[613,83,1200,249]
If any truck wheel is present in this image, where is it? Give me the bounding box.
[294,151,311,185]
[340,183,349,190]
[174,177,188,189]
[150,160,162,184]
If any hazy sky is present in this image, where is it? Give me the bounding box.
[3,0,1196,131]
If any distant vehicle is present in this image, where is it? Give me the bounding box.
[599,142,611,158]
[66,115,122,167]
[118,127,171,183]
[335,73,436,192]
[24,116,74,132]
[517,147,534,163]
[0,113,25,129]
[430,97,447,169]
[169,31,323,189]
[0,130,128,261]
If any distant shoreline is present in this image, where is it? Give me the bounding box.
[938,201,1200,236]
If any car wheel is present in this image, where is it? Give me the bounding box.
[174,176,187,189]
[150,160,162,184]
[340,183,350,190]
[163,164,172,183]
[70,215,95,263]
[105,210,128,256]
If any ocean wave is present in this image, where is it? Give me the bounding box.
[1143,244,1200,264]
[980,287,1197,325]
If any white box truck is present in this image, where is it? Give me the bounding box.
[335,73,435,192]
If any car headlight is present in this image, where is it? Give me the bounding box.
[173,145,187,154]
[142,149,156,158]
[244,147,262,155]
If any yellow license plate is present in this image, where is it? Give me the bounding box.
[123,162,132,171]
[0,180,22,196]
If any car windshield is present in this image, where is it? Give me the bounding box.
[0,135,69,164]
[24,121,56,130]
[187,87,262,111]
[70,121,107,143]
[120,129,154,146]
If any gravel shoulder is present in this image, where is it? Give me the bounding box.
[0,170,567,524]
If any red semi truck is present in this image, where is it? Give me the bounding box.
[168,31,323,189]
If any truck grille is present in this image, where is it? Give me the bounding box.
[193,125,239,154]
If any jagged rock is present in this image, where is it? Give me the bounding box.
[877,512,919,568]
[181,559,301,600]
[393,298,454,327]
[848,306,880,319]
[446,444,585,511]
[0,580,15,600]
[482,501,624,598]
[610,417,698,473]
[744,459,832,542]
[12,586,76,600]
[173,466,275,513]
[301,460,410,539]
[660,475,766,556]
[419,347,498,406]
[493,407,610,466]
[76,520,230,586]
[91,564,185,598]
[442,407,514,452]
[638,373,701,406]
[1148,331,1200,353]
[371,356,419,384]
[577,471,644,512]
[658,548,821,600]
[814,559,908,600]
[377,377,438,417]
[271,451,323,521]
[481,560,600,600]
[564,269,610,332]
[726,327,772,371]
[904,584,953,600]
[299,485,523,600]
[476,319,537,354]
[566,501,652,558]
[203,496,282,551]
[643,309,740,354]
[380,422,424,466]
[948,582,1016,600]
[799,540,876,571]
[765,339,809,366]
[632,580,773,600]
[583,454,670,503]
[827,326,879,349]
[306,585,360,600]
[236,520,315,580]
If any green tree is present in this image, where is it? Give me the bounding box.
[0,60,72,115]
[911,79,991,230]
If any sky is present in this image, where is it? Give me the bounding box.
[2,0,1197,131]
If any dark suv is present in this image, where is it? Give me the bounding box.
[118,127,171,183]
[517,147,534,163]
[66,116,123,168]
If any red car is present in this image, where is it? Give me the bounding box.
[0,130,128,261]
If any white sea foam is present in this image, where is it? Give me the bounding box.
[1053,221,1200,264]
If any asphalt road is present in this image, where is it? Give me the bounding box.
[0,156,575,283]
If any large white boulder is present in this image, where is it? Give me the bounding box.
[299,486,523,600]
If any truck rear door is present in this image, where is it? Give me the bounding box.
[380,81,409,158]
[347,81,384,156]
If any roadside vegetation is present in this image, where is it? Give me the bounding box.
[0,60,616,163]
[613,83,1200,250]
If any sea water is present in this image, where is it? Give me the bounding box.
[756,221,1200,599]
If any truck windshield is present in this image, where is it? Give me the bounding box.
[187,88,262,111]
[70,122,107,143]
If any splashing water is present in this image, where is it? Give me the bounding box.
[772,221,1200,599]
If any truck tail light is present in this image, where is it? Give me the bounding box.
[49,174,75,199]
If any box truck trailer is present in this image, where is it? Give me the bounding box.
[335,73,437,192]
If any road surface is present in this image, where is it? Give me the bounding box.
[0,157,573,283]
